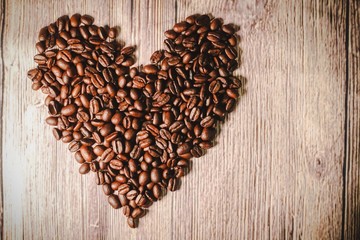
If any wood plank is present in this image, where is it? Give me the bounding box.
[0,0,4,237]
[1,0,350,239]
[107,0,176,239]
[174,0,347,239]
[344,0,360,239]
[1,0,85,239]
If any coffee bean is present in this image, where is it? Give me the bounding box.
[189,107,201,122]
[102,184,113,195]
[109,159,123,170]
[173,21,189,33]
[127,217,137,228]
[61,104,77,116]
[126,189,138,200]
[45,116,58,126]
[68,141,81,152]
[155,137,167,150]
[52,128,62,140]
[80,145,95,162]
[108,194,121,209]
[150,168,161,183]
[80,14,94,26]
[123,205,132,217]
[150,50,163,63]
[118,183,131,195]
[201,127,216,141]
[101,148,115,163]
[131,208,144,218]
[138,171,150,186]
[79,163,90,174]
[176,143,191,155]
[112,139,123,154]
[119,194,129,207]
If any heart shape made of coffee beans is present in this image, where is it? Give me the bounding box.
[27,13,242,228]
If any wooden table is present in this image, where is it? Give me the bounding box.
[1,0,359,239]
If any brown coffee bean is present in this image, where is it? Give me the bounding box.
[79,163,90,174]
[108,27,117,38]
[177,143,191,155]
[139,171,150,186]
[189,107,201,122]
[52,128,62,140]
[152,184,162,199]
[80,145,95,162]
[127,217,137,228]
[45,116,58,126]
[123,205,132,217]
[68,141,81,152]
[101,148,115,163]
[128,159,138,173]
[103,184,113,195]
[126,190,138,200]
[109,159,124,170]
[118,194,129,207]
[168,178,177,191]
[70,13,81,27]
[108,194,121,209]
[150,50,163,63]
[143,64,159,74]
[173,21,189,33]
[61,104,77,116]
[81,14,94,25]
[150,168,161,183]
[118,183,131,195]
[191,145,203,158]
[131,208,144,219]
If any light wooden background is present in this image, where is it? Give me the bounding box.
[0,0,359,239]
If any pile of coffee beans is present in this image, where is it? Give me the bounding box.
[27,13,241,228]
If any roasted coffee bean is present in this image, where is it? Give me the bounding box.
[119,194,129,207]
[79,163,90,174]
[61,104,77,116]
[108,194,121,209]
[103,184,113,195]
[127,217,137,228]
[152,184,162,199]
[80,145,95,162]
[68,141,81,152]
[168,178,177,191]
[150,50,163,63]
[109,159,124,170]
[45,116,58,126]
[81,14,94,25]
[150,168,161,183]
[126,190,138,200]
[176,143,191,155]
[138,171,150,186]
[118,183,131,195]
[131,208,144,218]
[201,127,216,141]
[101,148,115,162]
[200,116,215,127]
[123,205,132,217]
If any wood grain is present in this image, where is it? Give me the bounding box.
[344,0,360,239]
[1,0,358,239]
[0,0,4,237]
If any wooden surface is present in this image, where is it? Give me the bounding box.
[1,0,359,239]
